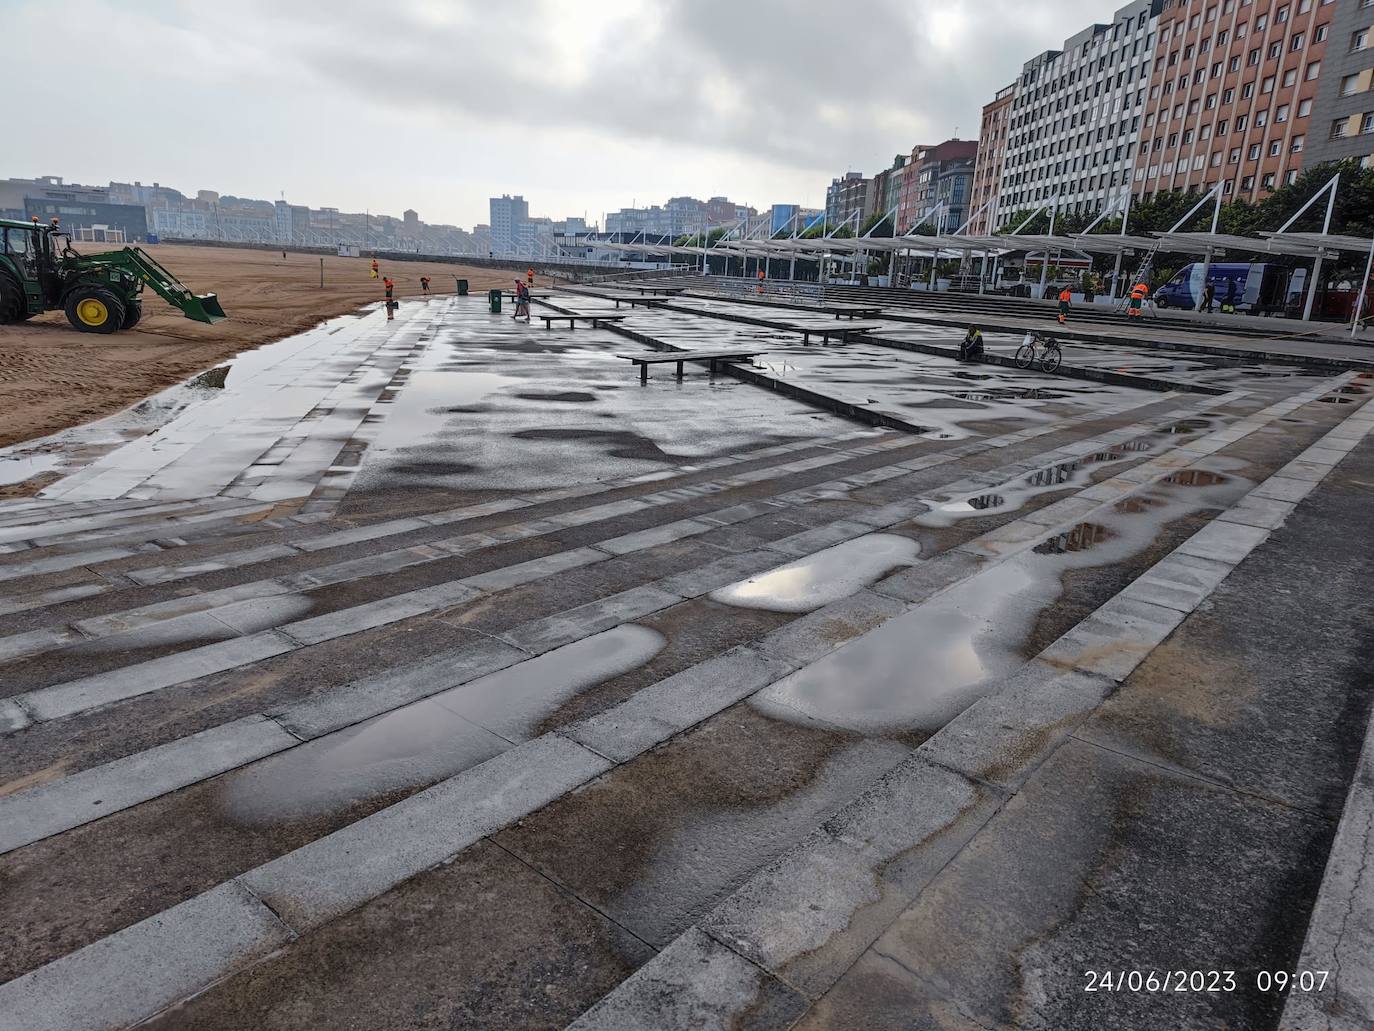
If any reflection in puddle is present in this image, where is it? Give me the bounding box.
[918,445,1148,527]
[760,471,1248,734]
[221,625,665,824]
[711,534,920,612]
[1032,522,1114,554]
[1161,469,1230,486]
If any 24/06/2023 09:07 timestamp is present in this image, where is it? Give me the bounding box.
[1084,970,1330,993]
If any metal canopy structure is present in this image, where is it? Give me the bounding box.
[1149,230,1323,256]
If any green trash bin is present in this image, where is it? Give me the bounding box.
[488,288,501,314]
[457,278,469,296]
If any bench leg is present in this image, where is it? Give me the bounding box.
[676,361,684,379]
[640,363,648,384]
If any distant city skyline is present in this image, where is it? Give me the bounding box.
[7,0,1112,230]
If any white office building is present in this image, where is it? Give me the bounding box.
[996,0,1163,222]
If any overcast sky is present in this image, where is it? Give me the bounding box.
[11,0,1111,228]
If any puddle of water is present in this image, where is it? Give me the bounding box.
[918,448,1137,527]
[710,534,919,612]
[221,625,665,825]
[1320,396,1354,404]
[759,471,1249,734]
[0,453,66,487]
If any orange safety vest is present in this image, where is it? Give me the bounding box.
[1132,283,1148,299]
[1058,288,1071,302]
[757,270,765,280]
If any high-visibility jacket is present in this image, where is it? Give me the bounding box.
[1058,289,1072,303]
[758,270,765,280]
[371,260,378,271]
[1131,283,1148,299]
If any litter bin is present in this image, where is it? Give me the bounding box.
[488,288,501,314]
[457,278,469,296]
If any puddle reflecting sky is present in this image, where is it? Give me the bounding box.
[710,534,920,612]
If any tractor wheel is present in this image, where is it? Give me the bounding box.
[0,275,24,324]
[64,288,126,334]
[121,301,143,330]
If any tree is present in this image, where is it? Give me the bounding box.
[859,211,895,238]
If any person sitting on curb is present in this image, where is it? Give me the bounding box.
[959,325,985,363]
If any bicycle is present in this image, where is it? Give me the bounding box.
[1013,332,1063,373]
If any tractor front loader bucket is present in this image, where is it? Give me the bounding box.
[180,293,227,324]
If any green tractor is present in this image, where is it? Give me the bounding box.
[0,216,226,333]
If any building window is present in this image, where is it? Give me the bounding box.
[1268,41,1282,58]
[1298,98,1312,116]
[1364,112,1374,133]
[1262,172,1276,188]
[1229,147,1242,163]
[1306,61,1320,80]
[1282,69,1297,87]
[1242,82,1255,99]
[1256,109,1268,127]
[1277,104,1290,122]
[1229,55,1241,72]
[1290,32,1305,50]
[1184,129,1195,143]
[1236,114,1249,130]
[1291,134,1305,151]
[1314,24,1327,42]
[1342,73,1364,95]
[1218,118,1229,134]
[1285,169,1298,185]
[1331,117,1349,138]
[1242,175,1255,189]
[1211,151,1223,166]
[1248,47,1261,65]
[1223,87,1235,103]
[1194,154,1207,169]
[1269,139,1282,155]
[1249,142,1262,158]
[1277,4,1289,21]
[1354,29,1370,52]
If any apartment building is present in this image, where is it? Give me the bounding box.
[996,0,1161,218]
[1135,0,1333,201]
[896,139,980,231]
[1305,0,1374,164]
[970,85,1016,233]
[824,172,876,227]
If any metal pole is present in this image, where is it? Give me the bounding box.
[1194,186,1224,313]
[1302,176,1340,322]
[319,257,324,288]
[1352,235,1374,337]
[1038,194,1058,294]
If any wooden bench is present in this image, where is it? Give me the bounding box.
[820,304,884,319]
[790,323,882,345]
[616,348,767,383]
[538,312,630,330]
[626,285,687,295]
[604,294,680,308]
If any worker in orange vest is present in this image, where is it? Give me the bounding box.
[1057,285,1072,325]
[1127,281,1148,318]
[370,258,379,279]
[383,276,394,300]
[756,267,766,294]
[526,267,535,288]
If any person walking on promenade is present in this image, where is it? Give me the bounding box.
[513,279,531,321]
[420,276,431,295]
[526,267,535,289]
[386,298,398,321]
[371,258,379,279]
[1057,285,1072,325]
[1202,281,1215,314]
[383,276,394,301]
